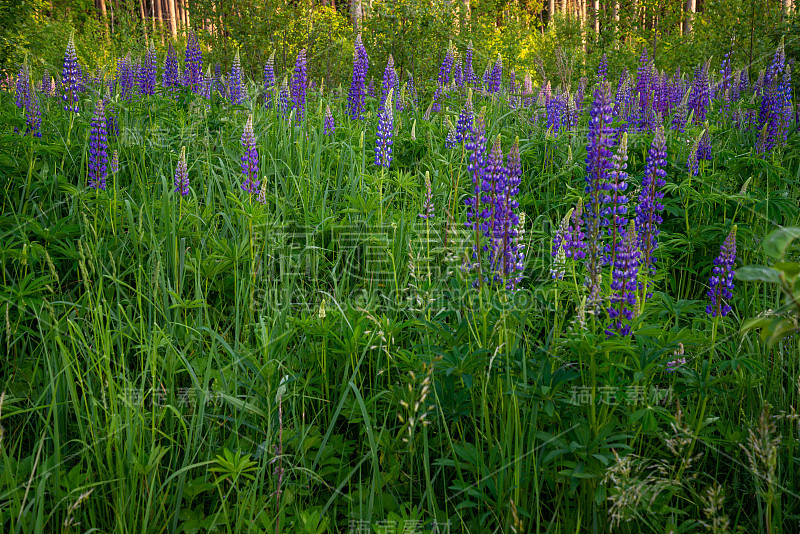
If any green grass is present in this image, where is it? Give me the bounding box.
[1,72,799,534]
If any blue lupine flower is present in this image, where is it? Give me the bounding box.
[163,43,180,92]
[240,115,260,194]
[607,220,640,336]
[174,146,189,196]
[88,100,108,190]
[374,89,394,168]
[636,124,667,277]
[228,50,244,105]
[62,34,80,112]
[184,31,203,93]
[706,227,737,317]
[324,105,335,135]
[264,51,276,108]
[347,34,369,120]
[291,49,307,122]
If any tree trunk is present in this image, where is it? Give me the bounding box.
[166,0,177,37]
[97,0,109,34]
[593,0,599,35]
[547,0,555,23]
[613,0,619,22]
[351,0,362,30]
[683,0,694,35]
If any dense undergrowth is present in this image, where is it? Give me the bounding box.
[1,32,800,534]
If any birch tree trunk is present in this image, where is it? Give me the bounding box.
[683,0,694,35]
[547,0,555,24]
[613,0,619,22]
[593,0,599,35]
[352,0,363,31]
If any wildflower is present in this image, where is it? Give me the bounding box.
[291,49,307,122]
[174,146,189,196]
[445,119,456,149]
[607,220,640,337]
[263,51,276,108]
[489,53,503,94]
[381,55,399,111]
[184,31,203,93]
[374,89,394,168]
[455,89,474,142]
[88,100,108,190]
[636,124,667,277]
[62,34,81,112]
[687,132,701,176]
[597,53,608,83]
[25,89,42,138]
[706,226,736,318]
[163,43,180,92]
[419,171,434,219]
[111,150,119,175]
[228,49,244,105]
[240,115,260,194]
[347,34,369,120]
[15,64,30,110]
[688,60,711,124]
[666,344,686,372]
[697,129,712,161]
[323,105,335,135]
[257,180,267,205]
[140,41,157,96]
[583,82,616,302]
[464,41,478,86]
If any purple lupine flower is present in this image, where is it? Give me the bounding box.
[697,129,712,161]
[405,71,418,106]
[583,82,616,306]
[24,88,41,138]
[62,34,80,112]
[607,220,640,336]
[381,55,399,110]
[489,54,503,94]
[15,64,30,110]
[174,146,189,196]
[666,344,687,372]
[636,124,667,278]
[88,100,108,191]
[687,132,701,176]
[374,89,394,168]
[508,70,518,108]
[184,31,203,93]
[563,199,586,260]
[163,43,180,92]
[597,53,608,83]
[228,50,244,105]
[706,226,737,317]
[465,112,489,272]
[445,120,457,149]
[601,132,630,266]
[40,69,51,97]
[367,77,376,99]
[140,42,157,96]
[671,89,689,132]
[522,73,533,107]
[264,51,276,108]
[455,89,474,143]
[454,58,464,88]
[277,78,290,118]
[240,115,260,194]
[110,149,119,175]
[757,43,789,155]
[419,171,434,219]
[492,136,524,290]
[347,35,369,120]
[546,92,567,136]
[323,105,335,135]
[688,60,710,124]
[291,49,307,122]
[634,48,652,129]
[200,67,212,101]
[464,41,478,86]
[438,44,455,89]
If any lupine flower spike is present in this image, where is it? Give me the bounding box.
[240,115,260,194]
[419,171,434,219]
[174,146,189,196]
[228,49,244,105]
[62,33,80,112]
[88,100,108,190]
[323,105,335,135]
[706,226,737,318]
[291,49,307,122]
[375,89,394,168]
